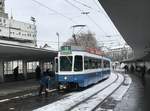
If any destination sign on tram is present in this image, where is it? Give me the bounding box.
[61,46,72,54]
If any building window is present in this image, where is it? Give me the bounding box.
[4,60,23,75]
[27,62,39,73]
[43,62,53,71]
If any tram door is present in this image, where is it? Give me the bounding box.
[54,57,58,73]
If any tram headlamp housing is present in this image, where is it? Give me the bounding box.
[64,76,67,80]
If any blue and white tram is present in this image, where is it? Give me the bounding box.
[55,49,111,88]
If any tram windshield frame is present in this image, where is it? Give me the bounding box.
[60,56,73,71]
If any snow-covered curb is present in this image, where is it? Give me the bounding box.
[111,74,132,101]
[34,73,123,111]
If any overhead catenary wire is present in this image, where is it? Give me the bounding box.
[86,14,108,36]
[71,0,92,9]
[31,0,123,48]
[92,0,121,37]
[71,0,123,41]
[64,0,108,36]
[72,0,122,38]
[37,40,65,44]
[31,0,76,23]
[65,0,83,12]
[71,0,101,13]
[76,26,85,34]
[92,0,126,46]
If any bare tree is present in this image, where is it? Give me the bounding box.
[64,31,98,48]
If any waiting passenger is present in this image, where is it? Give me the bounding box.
[13,66,19,81]
[141,65,146,77]
[130,65,135,73]
[39,69,50,97]
[35,66,41,80]
[124,65,128,74]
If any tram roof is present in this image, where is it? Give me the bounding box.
[59,51,111,61]
[0,43,57,61]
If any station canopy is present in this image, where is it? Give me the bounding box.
[99,0,150,60]
[0,43,57,61]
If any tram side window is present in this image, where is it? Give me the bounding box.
[104,60,107,68]
[107,61,110,68]
[60,56,72,71]
[92,59,100,69]
[91,59,95,69]
[95,59,98,68]
[104,60,110,68]
[98,59,102,68]
[74,56,83,71]
[84,57,102,70]
[84,57,89,70]
[89,59,92,69]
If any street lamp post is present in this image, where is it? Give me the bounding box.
[31,17,37,47]
[8,19,11,38]
[56,32,60,51]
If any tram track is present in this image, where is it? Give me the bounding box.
[92,73,125,111]
[68,73,124,111]
[34,73,123,111]
[0,73,123,111]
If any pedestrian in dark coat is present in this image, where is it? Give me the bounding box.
[124,65,128,74]
[130,65,135,73]
[39,69,50,97]
[35,66,41,80]
[13,66,19,81]
[141,65,146,77]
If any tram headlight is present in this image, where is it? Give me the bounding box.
[64,76,67,80]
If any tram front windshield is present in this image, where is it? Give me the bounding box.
[60,56,72,71]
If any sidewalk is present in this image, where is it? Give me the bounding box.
[114,73,150,111]
[0,79,39,99]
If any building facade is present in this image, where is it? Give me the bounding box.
[0,0,39,82]
[0,0,37,47]
[106,45,134,62]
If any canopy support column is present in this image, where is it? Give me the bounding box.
[39,61,44,74]
[0,60,4,83]
[23,60,27,80]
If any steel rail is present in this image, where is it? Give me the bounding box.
[66,73,120,111]
[92,73,125,111]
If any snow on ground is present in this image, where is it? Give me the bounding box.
[115,68,125,73]
[34,73,119,111]
[111,74,132,101]
[71,74,124,111]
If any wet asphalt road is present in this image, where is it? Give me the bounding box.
[0,91,68,111]
[1,73,150,111]
[114,73,150,111]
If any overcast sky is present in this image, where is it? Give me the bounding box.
[5,0,125,50]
